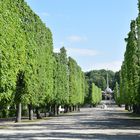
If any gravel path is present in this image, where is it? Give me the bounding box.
[0,106,140,140]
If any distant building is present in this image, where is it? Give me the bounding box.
[102,70,113,100]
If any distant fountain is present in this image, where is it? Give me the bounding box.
[102,70,113,102]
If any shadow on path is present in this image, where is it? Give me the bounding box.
[0,132,140,140]
[0,107,140,140]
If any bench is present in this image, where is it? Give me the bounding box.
[101,104,107,109]
[58,106,64,113]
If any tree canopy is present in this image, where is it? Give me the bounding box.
[0,0,87,120]
[118,0,140,113]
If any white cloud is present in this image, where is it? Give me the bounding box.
[67,48,98,56]
[53,48,60,53]
[59,42,65,46]
[53,47,122,72]
[67,35,87,43]
[54,47,99,57]
[38,12,50,17]
[85,61,122,72]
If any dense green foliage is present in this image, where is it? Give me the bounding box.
[114,82,120,105]
[85,70,115,91]
[53,47,69,106]
[118,0,140,113]
[91,83,102,106]
[0,0,87,120]
[68,57,85,106]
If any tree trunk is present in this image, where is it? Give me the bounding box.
[64,105,68,113]
[128,105,132,112]
[125,104,128,110]
[28,104,33,120]
[52,105,55,116]
[44,107,47,117]
[133,104,140,114]
[69,106,72,112]
[67,105,70,112]
[118,104,122,107]
[70,106,72,112]
[15,103,22,122]
[78,105,80,112]
[137,105,140,114]
[54,105,58,116]
[76,106,78,111]
[74,106,77,111]
[73,106,75,111]
[48,106,54,116]
[35,107,42,119]
[133,104,136,113]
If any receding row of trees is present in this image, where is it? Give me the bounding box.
[91,83,102,106]
[114,0,140,114]
[0,0,87,122]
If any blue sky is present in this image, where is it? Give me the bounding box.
[25,0,138,72]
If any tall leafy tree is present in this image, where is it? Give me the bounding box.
[68,57,85,107]
[0,0,54,121]
[91,83,102,106]
[120,1,140,113]
[52,47,69,115]
[114,82,120,105]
